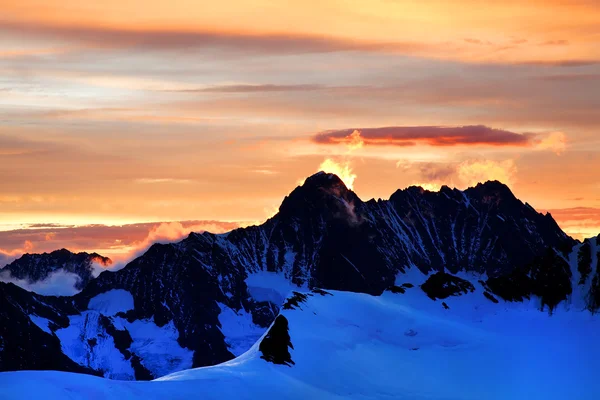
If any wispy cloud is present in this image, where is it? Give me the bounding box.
[171,84,328,93]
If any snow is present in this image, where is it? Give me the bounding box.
[56,311,136,380]
[29,315,52,334]
[56,289,192,379]
[4,281,600,399]
[115,318,194,378]
[245,271,303,304]
[217,303,265,356]
[88,289,134,316]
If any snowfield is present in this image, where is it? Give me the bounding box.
[3,272,600,400]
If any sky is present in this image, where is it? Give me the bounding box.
[0,0,599,264]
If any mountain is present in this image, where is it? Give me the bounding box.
[0,172,596,381]
[1,249,112,291]
[0,281,100,375]
[2,282,600,399]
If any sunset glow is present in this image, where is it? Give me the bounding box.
[0,0,599,261]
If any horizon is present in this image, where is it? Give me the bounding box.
[0,171,595,267]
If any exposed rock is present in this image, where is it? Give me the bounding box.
[387,286,406,294]
[487,249,572,313]
[259,316,295,366]
[283,292,311,310]
[483,291,499,304]
[578,241,593,285]
[421,272,475,300]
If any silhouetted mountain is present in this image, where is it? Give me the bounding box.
[0,172,595,381]
[1,249,112,290]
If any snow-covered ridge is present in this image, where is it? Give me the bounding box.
[3,284,600,399]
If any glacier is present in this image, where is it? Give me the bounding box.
[3,270,600,400]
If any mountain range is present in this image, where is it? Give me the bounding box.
[0,172,598,383]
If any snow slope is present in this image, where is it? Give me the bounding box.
[2,279,600,400]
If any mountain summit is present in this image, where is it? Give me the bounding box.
[0,173,594,381]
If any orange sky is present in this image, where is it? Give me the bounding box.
[0,0,599,262]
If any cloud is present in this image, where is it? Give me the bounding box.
[0,269,82,296]
[541,207,600,241]
[456,159,518,188]
[313,126,569,153]
[134,178,193,184]
[536,74,600,82]
[519,60,600,67]
[252,169,279,175]
[0,20,431,56]
[533,131,567,155]
[171,84,327,93]
[544,207,600,223]
[0,240,34,267]
[540,40,570,46]
[317,159,357,190]
[0,220,245,293]
[314,125,531,147]
[398,159,518,190]
[0,220,241,267]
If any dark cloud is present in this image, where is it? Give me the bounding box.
[313,125,533,147]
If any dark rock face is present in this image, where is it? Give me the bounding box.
[0,282,97,375]
[578,241,593,285]
[587,239,600,313]
[421,272,475,300]
[487,249,572,313]
[0,173,585,378]
[259,315,295,366]
[528,249,572,312]
[378,181,573,277]
[1,249,111,290]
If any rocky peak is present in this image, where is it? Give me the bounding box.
[277,172,361,222]
[2,249,112,291]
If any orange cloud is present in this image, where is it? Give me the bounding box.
[0,240,34,265]
[401,159,518,190]
[0,221,242,267]
[534,131,567,155]
[317,159,357,190]
[456,159,518,188]
[2,0,599,65]
[345,130,364,152]
[542,207,600,240]
[313,126,566,151]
